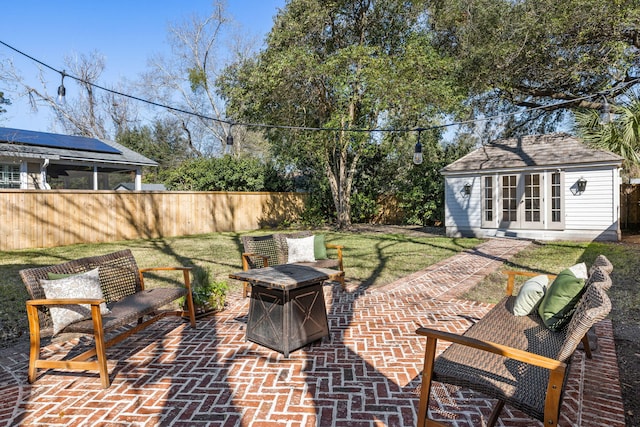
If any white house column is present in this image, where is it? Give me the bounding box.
[40,159,50,189]
[135,168,142,190]
[93,165,99,190]
[19,160,28,189]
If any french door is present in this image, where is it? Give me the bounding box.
[497,173,545,229]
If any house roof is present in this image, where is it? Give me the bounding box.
[441,133,623,174]
[0,127,157,167]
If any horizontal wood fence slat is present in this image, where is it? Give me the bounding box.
[0,190,306,251]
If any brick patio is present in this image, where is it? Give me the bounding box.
[0,238,626,426]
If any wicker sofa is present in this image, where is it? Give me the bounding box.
[240,231,345,297]
[415,255,614,427]
[19,249,196,388]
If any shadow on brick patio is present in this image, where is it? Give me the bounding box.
[0,238,626,426]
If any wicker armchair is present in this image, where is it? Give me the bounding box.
[415,259,613,427]
[240,232,345,297]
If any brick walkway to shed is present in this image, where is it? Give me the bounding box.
[0,238,626,427]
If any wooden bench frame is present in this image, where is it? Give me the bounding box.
[415,258,613,427]
[20,249,196,388]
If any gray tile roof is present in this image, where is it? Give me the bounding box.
[0,127,157,167]
[441,133,623,174]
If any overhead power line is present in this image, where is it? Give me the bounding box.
[0,39,634,136]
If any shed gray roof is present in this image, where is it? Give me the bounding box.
[0,127,157,167]
[441,133,622,174]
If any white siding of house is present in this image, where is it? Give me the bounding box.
[444,166,621,241]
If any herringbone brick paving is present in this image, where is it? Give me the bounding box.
[0,238,626,426]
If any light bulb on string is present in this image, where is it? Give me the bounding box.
[599,96,612,125]
[56,71,66,105]
[413,129,423,165]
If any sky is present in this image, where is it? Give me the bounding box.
[0,1,286,133]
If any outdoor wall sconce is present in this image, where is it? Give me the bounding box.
[577,177,587,193]
[413,129,423,165]
[463,182,472,196]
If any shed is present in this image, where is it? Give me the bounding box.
[441,133,623,241]
[0,127,157,190]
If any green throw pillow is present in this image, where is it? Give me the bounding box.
[537,269,586,331]
[512,275,548,316]
[47,272,77,280]
[314,235,328,260]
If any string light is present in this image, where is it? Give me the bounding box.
[56,71,66,105]
[226,123,234,146]
[0,39,635,151]
[599,96,612,125]
[413,129,423,165]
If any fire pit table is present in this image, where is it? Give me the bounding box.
[229,264,337,357]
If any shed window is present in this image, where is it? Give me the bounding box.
[551,172,562,223]
[484,176,493,222]
[0,164,20,188]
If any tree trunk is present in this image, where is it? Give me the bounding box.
[325,128,360,230]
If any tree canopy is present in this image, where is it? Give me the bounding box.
[219,0,466,228]
[426,0,640,135]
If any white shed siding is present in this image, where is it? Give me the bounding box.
[564,168,617,230]
[444,176,481,229]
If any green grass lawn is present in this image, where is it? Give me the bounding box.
[464,239,640,326]
[0,229,482,346]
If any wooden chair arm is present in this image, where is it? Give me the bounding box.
[241,252,270,271]
[325,244,344,270]
[139,266,193,273]
[138,266,193,292]
[502,270,557,296]
[26,298,105,306]
[416,326,566,371]
[138,266,195,328]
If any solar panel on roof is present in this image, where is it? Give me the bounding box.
[0,127,122,154]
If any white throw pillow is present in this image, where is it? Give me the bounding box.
[286,236,316,263]
[40,268,110,335]
[512,275,549,316]
[568,262,588,280]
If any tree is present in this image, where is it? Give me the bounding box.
[1,51,137,139]
[574,89,640,175]
[0,91,10,114]
[163,155,292,192]
[116,119,196,182]
[426,0,640,135]
[143,1,258,156]
[219,0,465,228]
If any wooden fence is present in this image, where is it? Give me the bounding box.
[621,184,640,230]
[0,190,306,251]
